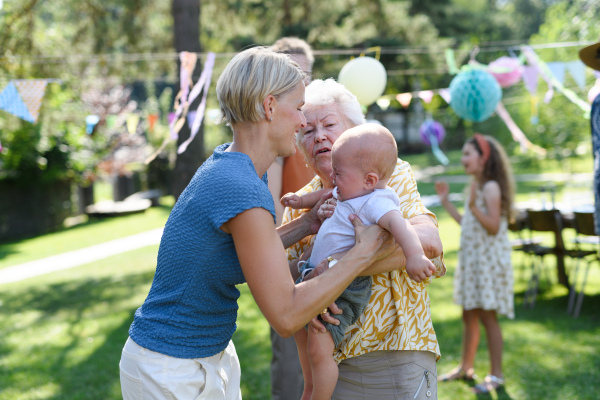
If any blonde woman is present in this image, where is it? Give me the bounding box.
[118,48,394,400]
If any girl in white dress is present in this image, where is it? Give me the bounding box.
[435,134,515,394]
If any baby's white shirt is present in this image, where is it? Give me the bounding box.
[310,187,401,265]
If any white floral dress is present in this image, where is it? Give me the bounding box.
[455,188,514,318]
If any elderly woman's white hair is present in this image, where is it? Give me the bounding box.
[303,78,366,126]
[217,46,305,125]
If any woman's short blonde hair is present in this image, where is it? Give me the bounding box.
[216,46,305,125]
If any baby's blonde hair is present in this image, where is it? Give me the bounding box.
[216,46,305,125]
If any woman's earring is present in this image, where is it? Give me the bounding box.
[269,117,273,122]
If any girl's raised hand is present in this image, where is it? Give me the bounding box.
[434,180,449,201]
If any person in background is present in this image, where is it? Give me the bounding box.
[284,78,446,400]
[435,134,515,394]
[268,36,316,400]
[268,37,316,224]
[579,40,600,234]
[118,47,394,400]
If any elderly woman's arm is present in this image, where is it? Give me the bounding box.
[276,189,332,249]
[223,208,394,338]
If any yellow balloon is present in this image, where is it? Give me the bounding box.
[338,57,387,106]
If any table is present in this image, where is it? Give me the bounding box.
[513,208,574,289]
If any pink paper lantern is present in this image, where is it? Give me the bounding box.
[488,57,523,88]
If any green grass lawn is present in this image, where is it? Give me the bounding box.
[1,182,599,399]
[0,197,174,270]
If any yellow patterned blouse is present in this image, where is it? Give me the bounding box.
[283,158,446,364]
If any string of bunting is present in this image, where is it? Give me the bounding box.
[2,43,597,162]
[144,52,216,164]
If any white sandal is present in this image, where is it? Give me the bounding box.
[472,374,504,394]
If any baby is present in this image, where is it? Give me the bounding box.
[281,123,436,400]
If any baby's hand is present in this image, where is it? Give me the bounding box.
[281,192,304,209]
[405,254,436,283]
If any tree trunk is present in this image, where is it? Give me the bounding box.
[171,0,204,200]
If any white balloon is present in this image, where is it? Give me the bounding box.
[338,57,387,107]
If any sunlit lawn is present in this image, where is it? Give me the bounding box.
[1,166,599,399]
[0,197,174,270]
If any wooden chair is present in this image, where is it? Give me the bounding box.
[523,209,565,308]
[567,212,599,318]
[509,212,543,281]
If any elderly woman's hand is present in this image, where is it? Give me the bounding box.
[317,197,337,222]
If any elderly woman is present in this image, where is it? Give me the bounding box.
[118,49,393,400]
[283,78,446,399]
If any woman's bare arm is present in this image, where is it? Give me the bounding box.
[224,208,394,337]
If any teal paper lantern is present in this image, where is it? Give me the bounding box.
[449,69,502,122]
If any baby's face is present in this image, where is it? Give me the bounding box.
[330,148,369,201]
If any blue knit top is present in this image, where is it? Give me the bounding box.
[129,143,276,358]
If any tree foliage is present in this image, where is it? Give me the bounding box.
[0,0,594,188]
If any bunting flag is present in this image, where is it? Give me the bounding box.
[565,60,586,89]
[126,114,140,135]
[85,115,100,134]
[106,115,117,129]
[520,46,590,114]
[547,62,566,84]
[0,82,32,122]
[13,79,48,123]
[147,114,159,132]
[521,46,555,103]
[0,79,49,123]
[530,96,539,125]
[418,90,434,104]
[495,102,546,156]
[396,93,412,108]
[438,88,451,104]
[522,66,539,94]
[445,49,459,75]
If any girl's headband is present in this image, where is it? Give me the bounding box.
[473,133,490,163]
